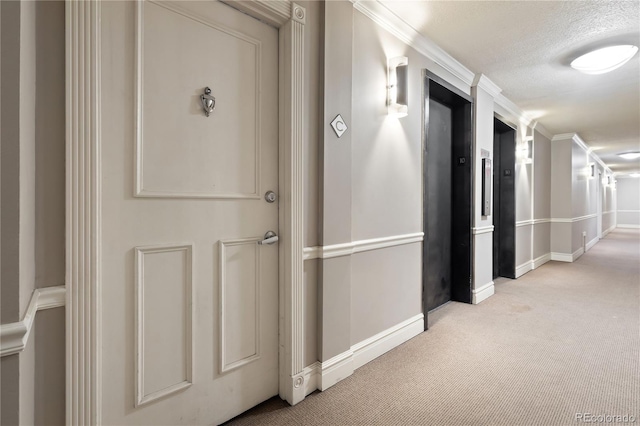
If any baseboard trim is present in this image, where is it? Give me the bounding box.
[551,252,573,262]
[586,236,599,252]
[516,253,552,277]
[1,286,66,357]
[302,362,321,396]
[602,224,616,236]
[314,313,424,392]
[352,313,424,369]
[572,246,585,261]
[515,261,532,278]
[617,224,640,229]
[532,253,551,269]
[472,282,494,304]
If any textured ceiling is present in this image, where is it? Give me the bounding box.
[381,0,640,174]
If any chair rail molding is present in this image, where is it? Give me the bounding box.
[66,2,308,424]
[0,286,66,357]
[303,232,424,260]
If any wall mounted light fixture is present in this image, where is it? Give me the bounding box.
[517,136,533,164]
[388,56,408,118]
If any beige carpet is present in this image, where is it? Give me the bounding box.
[227,229,640,425]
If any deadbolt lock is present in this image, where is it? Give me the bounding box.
[265,191,277,203]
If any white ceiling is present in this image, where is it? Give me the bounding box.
[381,0,640,174]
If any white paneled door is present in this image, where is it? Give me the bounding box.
[100,1,279,424]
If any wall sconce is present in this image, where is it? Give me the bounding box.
[517,136,533,164]
[388,56,408,118]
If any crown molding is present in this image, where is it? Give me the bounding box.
[552,133,612,174]
[494,93,533,128]
[352,0,475,86]
[472,74,502,98]
[530,120,554,141]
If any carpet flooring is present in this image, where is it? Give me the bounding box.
[227,229,640,425]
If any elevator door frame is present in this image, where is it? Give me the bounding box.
[422,71,474,330]
[493,116,516,279]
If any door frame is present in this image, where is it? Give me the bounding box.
[422,71,474,329]
[65,1,307,423]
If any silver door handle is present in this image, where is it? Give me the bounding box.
[258,231,279,245]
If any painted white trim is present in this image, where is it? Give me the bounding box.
[603,224,616,236]
[472,225,494,235]
[572,246,585,261]
[303,232,424,260]
[586,236,599,252]
[66,1,101,423]
[302,362,320,397]
[0,286,66,357]
[617,210,640,213]
[533,253,552,269]
[352,0,475,86]
[531,120,554,141]
[515,261,532,278]
[551,218,573,223]
[302,246,322,260]
[533,218,552,225]
[351,314,423,370]
[571,214,598,222]
[315,313,424,392]
[516,219,552,227]
[617,224,640,229]
[551,252,574,262]
[549,214,598,224]
[516,252,552,277]
[319,350,354,391]
[551,133,612,176]
[472,74,501,98]
[472,282,494,304]
[552,246,585,262]
[516,220,533,227]
[495,93,532,128]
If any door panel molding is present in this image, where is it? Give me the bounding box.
[219,238,262,373]
[134,0,262,199]
[135,244,193,407]
[66,1,307,423]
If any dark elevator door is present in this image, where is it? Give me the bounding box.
[425,99,452,311]
[493,118,516,279]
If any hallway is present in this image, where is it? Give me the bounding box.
[229,229,640,425]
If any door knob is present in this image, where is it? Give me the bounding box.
[258,231,279,245]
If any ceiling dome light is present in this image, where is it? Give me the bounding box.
[570,45,638,74]
[619,152,640,160]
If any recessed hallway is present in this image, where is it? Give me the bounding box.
[228,229,640,425]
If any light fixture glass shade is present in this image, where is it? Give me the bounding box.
[388,56,408,117]
[570,45,638,74]
[619,152,640,160]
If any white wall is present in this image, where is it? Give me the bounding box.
[616,177,640,228]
